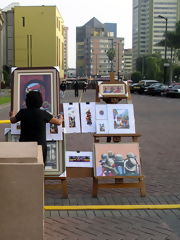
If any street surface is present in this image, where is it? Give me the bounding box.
[1,89,180,239]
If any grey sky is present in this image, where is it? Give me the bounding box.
[0,0,133,67]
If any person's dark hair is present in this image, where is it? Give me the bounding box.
[26,91,43,108]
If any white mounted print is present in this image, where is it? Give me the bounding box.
[80,102,96,133]
[107,104,135,134]
[63,103,81,133]
[95,104,108,120]
[65,151,93,168]
[46,123,63,141]
[96,120,109,134]
[11,122,21,134]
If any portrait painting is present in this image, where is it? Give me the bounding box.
[18,73,53,113]
[94,143,141,177]
[80,102,96,133]
[107,104,135,134]
[65,151,93,167]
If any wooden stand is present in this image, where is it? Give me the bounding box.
[45,176,68,199]
[92,134,146,197]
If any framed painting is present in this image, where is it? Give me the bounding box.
[107,104,135,134]
[63,103,81,133]
[99,83,127,98]
[12,68,59,115]
[46,123,63,141]
[65,151,93,168]
[94,142,141,177]
[80,102,96,133]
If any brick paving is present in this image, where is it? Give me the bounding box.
[1,89,180,239]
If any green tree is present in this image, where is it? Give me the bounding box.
[106,48,116,72]
[131,71,142,83]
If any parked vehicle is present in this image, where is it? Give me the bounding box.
[145,83,168,96]
[166,84,180,97]
[133,80,159,94]
[130,83,140,93]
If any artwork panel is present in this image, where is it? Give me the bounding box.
[107,104,135,134]
[63,103,81,133]
[94,143,141,177]
[95,104,108,120]
[46,123,63,141]
[18,73,53,113]
[11,122,21,135]
[96,120,109,134]
[65,151,93,167]
[80,102,96,133]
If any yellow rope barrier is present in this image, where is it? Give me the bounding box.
[0,120,10,124]
[44,204,180,211]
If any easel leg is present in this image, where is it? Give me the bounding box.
[61,179,68,199]
[139,177,146,197]
[92,177,98,198]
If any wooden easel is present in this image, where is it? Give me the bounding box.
[93,72,146,197]
[45,176,68,198]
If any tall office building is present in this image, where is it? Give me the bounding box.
[123,49,132,79]
[0,10,4,84]
[132,0,180,70]
[76,17,124,77]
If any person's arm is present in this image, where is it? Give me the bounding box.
[9,111,18,123]
[49,114,63,125]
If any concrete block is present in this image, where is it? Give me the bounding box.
[0,142,44,240]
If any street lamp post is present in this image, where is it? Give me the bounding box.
[158,15,168,84]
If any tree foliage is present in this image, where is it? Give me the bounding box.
[106,48,116,61]
[131,71,142,83]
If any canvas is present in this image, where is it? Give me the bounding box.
[63,103,81,133]
[11,122,21,135]
[94,143,141,177]
[80,102,96,133]
[65,151,93,168]
[107,104,135,134]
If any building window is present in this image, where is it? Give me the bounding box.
[22,17,25,27]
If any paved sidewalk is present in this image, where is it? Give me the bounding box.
[43,89,180,240]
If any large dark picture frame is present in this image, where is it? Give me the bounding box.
[11,67,60,115]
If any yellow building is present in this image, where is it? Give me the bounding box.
[14,6,64,78]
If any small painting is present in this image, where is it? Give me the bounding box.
[65,151,93,167]
[11,122,21,135]
[46,123,63,141]
[95,104,108,120]
[94,143,141,177]
[80,102,96,133]
[96,120,109,134]
[63,103,81,133]
[107,104,135,134]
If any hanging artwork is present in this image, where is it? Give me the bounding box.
[46,123,63,141]
[65,151,93,168]
[95,104,108,120]
[94,143,141,177]
[80,102,96,133]
[107,104,135,134]
[63,103,81,133]
[96,120,109,134]
[11,122,21,135]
